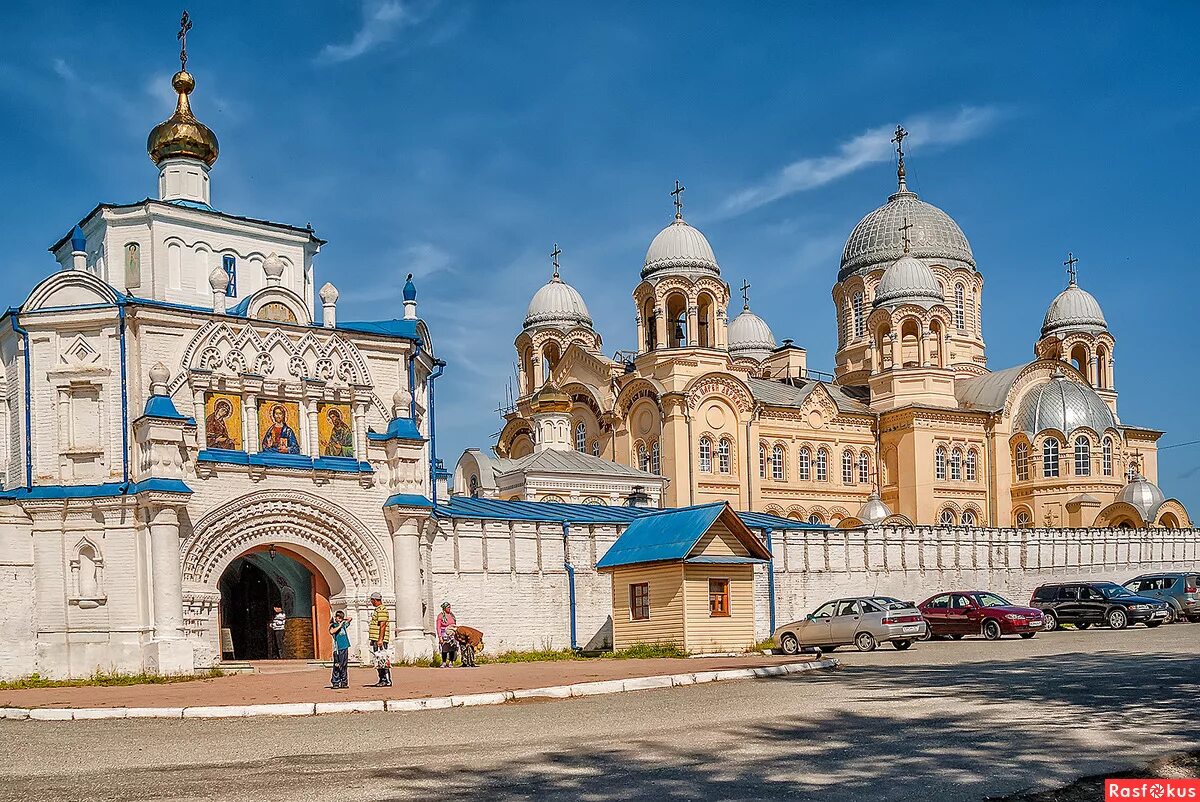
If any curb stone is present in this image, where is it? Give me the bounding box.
[5,659,839,722]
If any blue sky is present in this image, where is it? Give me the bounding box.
[1,2,1198,508]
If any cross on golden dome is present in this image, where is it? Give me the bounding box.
[178,11,192,71]
[146,10,219,167]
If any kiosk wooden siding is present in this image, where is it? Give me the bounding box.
[597,502,771,652]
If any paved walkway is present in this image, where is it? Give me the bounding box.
[0,654,808,710]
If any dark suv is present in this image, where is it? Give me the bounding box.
[1124,573,1200,623]
[1029,581,1171,631]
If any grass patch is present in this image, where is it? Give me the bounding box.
[601,643,689,660]
[751,639,777,653]
[0,668,225,690]
[478,648,583,665]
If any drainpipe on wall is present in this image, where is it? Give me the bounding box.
[764,527,777,634]
[117,302,130,486]
[426,357,446,504]
[9,311,32,490]
[562,520,579,651]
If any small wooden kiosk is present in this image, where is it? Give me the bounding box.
[597,502,772,653]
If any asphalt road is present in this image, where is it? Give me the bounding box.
[2,626,1196,802]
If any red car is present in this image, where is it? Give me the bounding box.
[918,591,1043,640]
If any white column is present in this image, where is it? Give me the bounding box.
[149,505,185,639]
[389,513,431,661]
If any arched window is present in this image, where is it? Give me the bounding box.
[965,449,977,482]
[853,292,864,338]
[651,440,660,475]
[808,513,824,525]
[469,475,480,497]
[759,444,767,479]
[1015,509,1032,528]
[961,509,977,527]
[950,448,963,481]
[771,444,785,481]
[798,447,811,481]
[699,437,713,473]
[642,298,657,351]
[591,440,601,457]
[857,451,870,485]
[815,448,828,482]
[842,449,854,485]
[939,508,957,527]
[574,421,587,453]
[935,447,947,480]
[1015,442,1030,481]
[1102,437,1113,476]
[1043,438,1060,478]
[1074,436,1091,476]
[954,284,965,329]
[637,442,650,473]
[718,438,731,474]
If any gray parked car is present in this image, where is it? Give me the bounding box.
[1124,573,1200,623]
[773,596,928,653]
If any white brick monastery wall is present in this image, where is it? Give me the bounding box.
[430,522,1200,654]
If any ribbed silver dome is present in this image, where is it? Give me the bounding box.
[840,188,974,281]
[1116,473,1165,521]
[728,306,776,362]
[1013,373,1117,437]
[857,492,892,525]
[874,254,945,309]
[643,217,720,280]
[524,275,592,330]
[1042,281,1108,337]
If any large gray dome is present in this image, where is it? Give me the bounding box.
[524,274,592,331]
[1013,373,1117,437]
[874,254,944,309]
[1116,473,1165,521]
[728,306,776,362]
[856,491,893,525]
[840,188,974,281]
[1042,281,1108,337]
[643,217,720,280]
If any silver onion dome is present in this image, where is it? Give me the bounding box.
[524,273,593,331]
[1042,280,1108,337]
[643,217,720,281]
[841,187,974,281]
[1013,372,1117,437]
[874,254,945,309]
[728,305,776,362]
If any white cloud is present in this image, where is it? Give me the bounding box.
[317,0,438,64]
[720,106,1007,217]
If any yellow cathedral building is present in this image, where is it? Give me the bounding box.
[460,134,1190,531]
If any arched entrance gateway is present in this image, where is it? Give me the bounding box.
[181,490,392,666]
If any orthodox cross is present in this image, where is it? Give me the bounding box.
[671,180,685,219]
[892,124,908,182]
[740,279,751,310]
[1130,449,1143,478]
[898,216,913,254]
[1064,251,1079,286]
[550,243,561,278]
[178,11,193,71]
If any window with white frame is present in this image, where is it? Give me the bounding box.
[950,448,963,481]
[759,444,767,479]
[857,451,869,485]
[939,508,956,526]
[1015,442,1029,481]
[842,449,854,485]
[1074,436,1091,476]
[1015,509,1032,528]
[575,421,587,452]
[638,442,650,473]
[798,447,811,480]
[699,437,713,473]
[961,509,976,527]
[935,447,947,480]
[771,444,785,481]
[651,440,660,475]
[954,284,965,329]
[853,292,864,338]
[1102,437,1113,476]
[718,438,731,474]
[815,448,828,481]
[966,449,977,481]
[1043,438,1060,478]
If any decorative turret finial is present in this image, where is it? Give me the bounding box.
[892,124,909,191]
[740,278,751,311]
[550,243,561,280]
[1064,251,1079,286]
[898,216,913,254]
[178,11,193,71]
[671,180,685,220]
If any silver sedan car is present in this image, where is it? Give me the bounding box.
[773,596,928,653]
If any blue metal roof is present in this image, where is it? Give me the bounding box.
[384,493,434,508]
[0,478,191,500]
[596,504,728,568]
[142,394,194,423]
[366,416,424,442]
[337,319,421,341]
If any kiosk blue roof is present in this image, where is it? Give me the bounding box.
[595,502,772,569]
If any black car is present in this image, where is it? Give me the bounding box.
[1029,581,1171,631]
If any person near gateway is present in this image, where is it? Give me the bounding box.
[436,601,458,668]
[268,604,286,659]
[368,592,391,687]
[328,610,352,690]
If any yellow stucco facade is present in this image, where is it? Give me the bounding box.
[489,154,1190,531]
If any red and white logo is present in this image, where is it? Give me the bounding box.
[1106,780,1200,800]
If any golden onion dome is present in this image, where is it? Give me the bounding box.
[147,70,219,166]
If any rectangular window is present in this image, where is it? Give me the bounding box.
[629,583,650,621]
[708,578,730,617]
[223,254,237,297]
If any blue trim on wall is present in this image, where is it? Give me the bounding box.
[196,449,373,474]
[0,478,192,500]
[383,492,434,508]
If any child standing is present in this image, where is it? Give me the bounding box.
[328,610,352,689]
